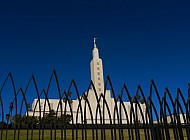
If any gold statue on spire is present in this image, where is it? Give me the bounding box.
[94,38,97,48]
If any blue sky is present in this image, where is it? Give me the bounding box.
[0,0,190,115]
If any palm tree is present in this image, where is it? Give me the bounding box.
[63,98,67,103]
[140,99,145,104]
[67,92,72,97]
[6,114,10,122]
[27,103,31,110]
[9,102,14,110]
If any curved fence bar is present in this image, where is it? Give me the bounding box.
[0,72,189,139]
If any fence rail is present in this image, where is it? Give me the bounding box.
[0,70,189,140]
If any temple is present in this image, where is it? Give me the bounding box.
[28,39,146,124]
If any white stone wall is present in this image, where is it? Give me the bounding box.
[28,89,147,124]
[166,114,187,124]
[28,99,71,117]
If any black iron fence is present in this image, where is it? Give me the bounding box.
[0,70,189,139]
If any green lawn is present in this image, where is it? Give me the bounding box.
[0,129,188,140]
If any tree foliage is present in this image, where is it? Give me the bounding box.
[8,111,72,127]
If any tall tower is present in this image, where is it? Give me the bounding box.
[90,38,104,95]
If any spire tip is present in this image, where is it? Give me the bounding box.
[94,38,97,48]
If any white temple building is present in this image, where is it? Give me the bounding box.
[28,39,147,124]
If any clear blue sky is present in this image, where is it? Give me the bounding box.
[0,0,190,114]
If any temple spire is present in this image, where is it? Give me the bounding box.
[92,38,99,59]
[90,38,104,95]
[94,38,97,48]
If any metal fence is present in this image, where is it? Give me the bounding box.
[0,70,189,140]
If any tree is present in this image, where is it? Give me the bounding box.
[0,121,6,128]
[9,102,14,116]
[63,98,67,103]
[8,111,72,128]
[57,114,72,125]
[6,114,10,122]
[67,92,72,97]
[22,116,38,125]
[27,103,31,110]
[140,99,145,104]
[12,114,22,125]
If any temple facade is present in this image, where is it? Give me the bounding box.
[28,39,147,124]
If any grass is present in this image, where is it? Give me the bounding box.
[0,129,188,140]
